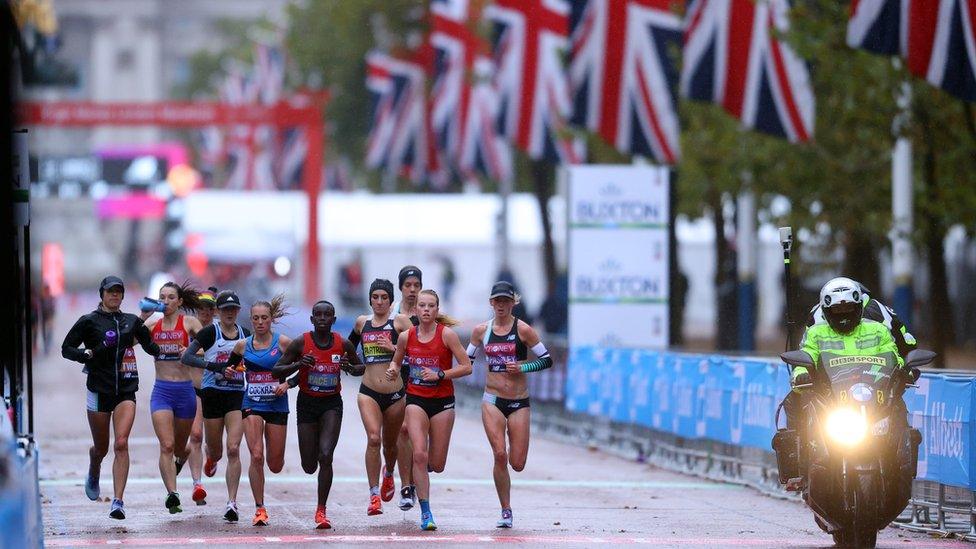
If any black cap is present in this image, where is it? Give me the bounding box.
[398,265,422,288]
[216,291,242,309]
[489,281,516,300]
[369,279,395,300]
[99,276,125,293]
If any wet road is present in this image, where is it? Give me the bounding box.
[36,306,969,548]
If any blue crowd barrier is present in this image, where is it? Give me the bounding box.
[566,347,976,490]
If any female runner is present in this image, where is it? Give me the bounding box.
[391,266,421,509]
[142,281,205,514]
[180,290,250,522]
[274,300,363,529]
[467,281,552,528]
[61,276,160,520]
[386,289,471,530]
[223,295,293,526]
[181,288,216,505]
[348,279,412,515]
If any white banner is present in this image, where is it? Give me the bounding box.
[568,165,669,349]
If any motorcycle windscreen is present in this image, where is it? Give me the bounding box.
[817,352,900,407]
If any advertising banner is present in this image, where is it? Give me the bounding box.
[568,165,669,349]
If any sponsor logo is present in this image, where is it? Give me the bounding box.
[850,383,874,402]
[826,355,885,368]
[507,335,516,341]
[332,354,342,362]
[575,199,662,225]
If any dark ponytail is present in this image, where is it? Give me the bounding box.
[162,280,205,312]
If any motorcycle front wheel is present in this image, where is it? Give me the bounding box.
[832,529,877,548]
[833,471,881,548]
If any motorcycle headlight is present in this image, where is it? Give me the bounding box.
[825,408,867,447]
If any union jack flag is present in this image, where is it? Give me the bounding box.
[681,0,815,142]
[569,0,683,163]
[848,0,976,102]
[365,49,444,186]
[431,0,513,182]
[486,0,582,162]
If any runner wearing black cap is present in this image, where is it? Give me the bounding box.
[467,281,553,528]
[392,265,422,509]
[61,276,161,520]
[348,279,413,515]
[180,290,250,521]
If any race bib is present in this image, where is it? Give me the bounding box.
[409,365,440,387]
[119,348,138,379]
[245,371,278,402]
[214,350,244,388]
[485,342,516,373]
[307,372,339,393]
[362,333,392,363]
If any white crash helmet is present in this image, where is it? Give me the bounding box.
[819,277,864,334]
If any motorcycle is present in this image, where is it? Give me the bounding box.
[773,348,934,548]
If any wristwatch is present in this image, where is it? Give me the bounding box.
[437,369,445,380]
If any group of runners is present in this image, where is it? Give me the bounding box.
[61,265,553,531]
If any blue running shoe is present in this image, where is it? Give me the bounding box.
[109,499,125,520]
[496,508,513,528]
[420,511,437,531]
[85,472,99,501]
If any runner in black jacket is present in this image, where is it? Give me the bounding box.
[61,276,160,520]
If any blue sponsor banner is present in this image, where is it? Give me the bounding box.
[567,347,976,489]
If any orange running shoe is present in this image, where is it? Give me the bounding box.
[204,457,217,478]
[315,505,331,529]
[380,473,395,502]
[192,484,207,505]
[253,507,269,526]
[367,494,383,516]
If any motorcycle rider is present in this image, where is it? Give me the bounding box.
[805,277,916,359]
[779,278,907,488]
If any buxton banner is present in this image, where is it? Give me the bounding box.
[567,165,669,349]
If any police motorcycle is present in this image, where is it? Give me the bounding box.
[773,348,933,548]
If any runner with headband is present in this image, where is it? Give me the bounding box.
[347,279,412,515]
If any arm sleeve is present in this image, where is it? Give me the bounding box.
[796,330,819,381]
[61,316,90,363]
[881,329,904,368]
[180,339,208,369]
[194,325,217,349]
[227,352,243,367]
[347,329,361,347]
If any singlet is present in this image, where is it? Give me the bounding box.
[152,315,189,362]
[405,324,454,399]
[298,332,345,397]
[360,316,398,365]
[202,323,247,391]
[483,318,528,373]
[241,333,288,413]
[392,301,420,326]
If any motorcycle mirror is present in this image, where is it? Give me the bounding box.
[909,367,921,384]
[780,350,814,368]
[904,349,937,369]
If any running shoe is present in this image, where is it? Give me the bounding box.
[253,507,269,526]
[367,494,383,516]
[204,457,217,478]
[314,505,331,529]
[224,501,239,523]
[192,483,207,505]
[496,508,513,528]
[380,472,395,502]
[174,456,187,475]
[420,511,437,531]
[84,471,99,501]
[398,485,416,511]
[109,499,125,520]
[165,492,182,514]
